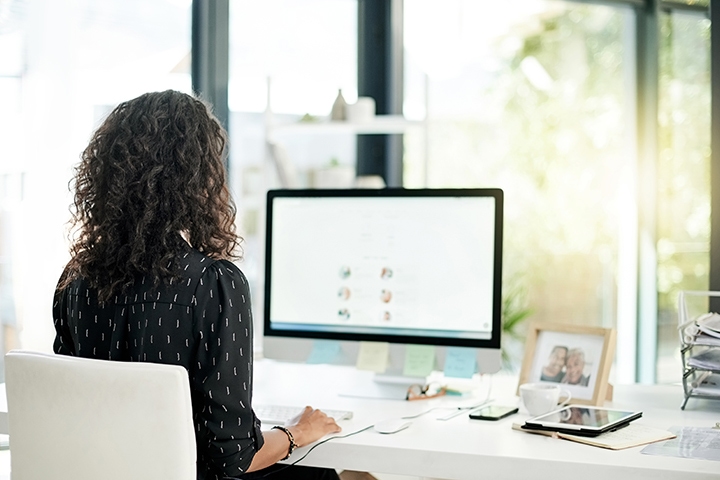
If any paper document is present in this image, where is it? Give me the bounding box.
[682,313,720,346]
[559,424,676,450]
[687,350,720,371]
[641,427,720,462]
[697,313,720,339]
[691,373,720,395]
[689,334,720,347]
[513,423,675,450]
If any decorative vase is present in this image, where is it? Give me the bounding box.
[330,89,347,121]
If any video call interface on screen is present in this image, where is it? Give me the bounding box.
[264,190,502,344]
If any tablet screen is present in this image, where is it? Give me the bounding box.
[526,406,640,430]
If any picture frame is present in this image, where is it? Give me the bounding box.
[517,322,616,406]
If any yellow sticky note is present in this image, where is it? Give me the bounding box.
[356,341,390,373]
[403,344,436,377]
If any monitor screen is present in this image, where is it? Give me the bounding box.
[263,188,503,354]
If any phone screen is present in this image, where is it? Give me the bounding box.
[469,405,518,420]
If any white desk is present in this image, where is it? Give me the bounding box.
[253,360,720,480]
[0,361,715,480]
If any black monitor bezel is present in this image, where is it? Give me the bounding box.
[263,188,503,349]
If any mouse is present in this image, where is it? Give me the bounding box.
[373,419,413,434]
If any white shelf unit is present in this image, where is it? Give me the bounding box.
[266,115,423,139]
[263,113,426,188]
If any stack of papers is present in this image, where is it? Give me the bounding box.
[641,427,720,462]
[687,350,720,371]
[683,313,720,346]
[697,313,720,338]
[690,372,720,396]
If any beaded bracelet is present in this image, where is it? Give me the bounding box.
[271,425,297,460]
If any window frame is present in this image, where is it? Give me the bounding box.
[192,0,714,383]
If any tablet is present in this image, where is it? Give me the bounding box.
[522,405,642,437]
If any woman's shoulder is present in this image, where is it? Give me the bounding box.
[187,250,249,288]
[191,255,252,320]
[55,249,249,306]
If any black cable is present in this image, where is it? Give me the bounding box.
[255,424,374,478]
[290,425,374,465]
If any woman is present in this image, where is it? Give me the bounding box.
[561,348,590,387]
[539,345,567,383]
[52,90,341,480]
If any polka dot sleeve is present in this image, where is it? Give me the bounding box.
[191,260,264,478]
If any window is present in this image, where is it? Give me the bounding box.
[228,0,358,319]
[403,0,635,377]
[3,0,714,386]
[656,9,711,382]
[0,0,191,378]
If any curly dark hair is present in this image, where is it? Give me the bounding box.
[62,90,240,301]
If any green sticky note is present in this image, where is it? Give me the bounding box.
[403,344,436,377]
[356,341,389,373]
[444,347,477,379]
[306,340,341,364]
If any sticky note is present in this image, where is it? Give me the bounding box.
[356,341,390,373]
[306,340,341,364]
[403,344,436,377]
[444,347,477,379]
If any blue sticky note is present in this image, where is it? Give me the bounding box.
[444,347,477,379]
[306,340,342,364]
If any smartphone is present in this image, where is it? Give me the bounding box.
[469,405,519,421]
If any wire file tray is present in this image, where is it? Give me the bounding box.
[677,290,720,410]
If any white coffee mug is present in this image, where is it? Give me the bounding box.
[519,383,572,416]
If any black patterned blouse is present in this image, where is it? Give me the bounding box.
[52,248,264,480]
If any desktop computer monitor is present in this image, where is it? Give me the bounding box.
[262,188,504,383]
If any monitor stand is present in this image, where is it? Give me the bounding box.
[339,371,427,400]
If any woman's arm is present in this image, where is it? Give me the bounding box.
[52,277,77,356]
[192,261,265,476]
[247,407,341,472]
[193,260,341,475]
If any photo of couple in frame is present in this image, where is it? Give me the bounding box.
[518,322,616,406]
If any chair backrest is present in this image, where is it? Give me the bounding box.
[5,350,196,480]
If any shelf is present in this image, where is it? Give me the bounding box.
[262,110,428,188]
[266,115,423,137]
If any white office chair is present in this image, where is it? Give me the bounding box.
[4,350,196,480]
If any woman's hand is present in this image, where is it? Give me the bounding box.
[286,406,342,447]
[247,407,341,473]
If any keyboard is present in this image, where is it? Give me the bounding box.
[254,404,353,425]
